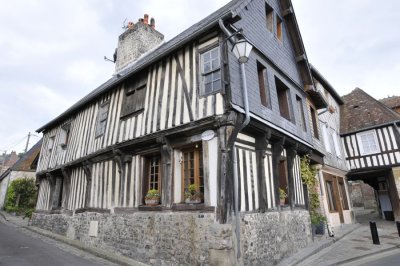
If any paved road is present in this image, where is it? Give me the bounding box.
[0,219,116,266]
[342,249,400,266]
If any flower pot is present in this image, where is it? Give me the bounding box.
[280,198,286,205]
[312,222,325,235]
[145,198,159,206]
[185,198,201,204]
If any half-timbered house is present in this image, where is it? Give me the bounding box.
[311,66,352,227]
[341,88,400,221]
[32,0,328,264]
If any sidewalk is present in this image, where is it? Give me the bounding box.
[279,213,400,266]
[0,211,147,266]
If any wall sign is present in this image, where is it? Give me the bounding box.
[201,130,215,141]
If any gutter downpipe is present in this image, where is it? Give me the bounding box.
[219,19,251,261]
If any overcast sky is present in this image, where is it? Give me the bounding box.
[0,0,399,154]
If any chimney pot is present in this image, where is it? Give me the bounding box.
[127,21,134,29]
[150,18,155,29]
[144,14,149,25]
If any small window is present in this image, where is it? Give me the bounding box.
[200,46,221,95]
[265,4,274,32]
[296,96,306,131]
[356,130,380,155]
[326,181,336,212]
[257,61,269,107]
[321,124,331,153]
[47,136,55,151]
[310,107,319,139]
[95,102,109,137]
[120,71,147,118]
[276,16,283,41]
[275,77,291,120]
[279,159,289,205]
[148,156,161,191]
[60,123,71,148]
[339,181,349,210]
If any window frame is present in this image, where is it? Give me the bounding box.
[265,4,274,32]
[59,123,71,148]
[276,15,283,42]
[199,45,222,97]
[181,144,204,202]
[95,101,110,138]
[275,77,292,121]
[310,106,319,139]
[325,180,337,212]
[332,133,342,158]
[120,71,148,118]
[321,124,331,153]
[296,95,307,131]
[356,130,380,155]
[257,61,270,108]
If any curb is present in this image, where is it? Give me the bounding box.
[0,211,147,266]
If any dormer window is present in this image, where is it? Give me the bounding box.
[200,46,221,96]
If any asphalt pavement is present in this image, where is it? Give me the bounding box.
[0,218,115,266]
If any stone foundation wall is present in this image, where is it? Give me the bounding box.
[31,210,311,265]
[241,210,311,265]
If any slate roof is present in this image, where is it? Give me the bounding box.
[37,0,252,133]
[0,139,42,181]
[340,88,400,134]
[380,95,400,109]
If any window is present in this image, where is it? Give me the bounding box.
[332,133,342,157]
[310,107,319,139]
[326,181,336,212]
[200,46,221,95]
[265,4,274,32]
[321,124,331,153]
[120,71,147,118]
[60,123,71,148]
[356,130,380,155]
[296,96,306,131]
[47,136,55,151]
[257,61,269,107]
[275,77,291,120]
[276,16,283,41]
[182,145,203,201]
[95,102,109,137]
[339,181,349,210]
[148,156,161,191]
[279,159,289,205]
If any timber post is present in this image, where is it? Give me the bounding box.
[82,160,92,208]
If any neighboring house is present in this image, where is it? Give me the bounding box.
[0,140,42,209]
[311,66,352,227]
[381,95,400,114]
[0,151,20,175]
[341,88,400,221]
[31,0,328,264]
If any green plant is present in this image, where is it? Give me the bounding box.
[279,188,288,199]
[145,189,160,200]
[310,212,327,225]
[300,155,326,225]
[4,178,37,218]
[185,184,203,200]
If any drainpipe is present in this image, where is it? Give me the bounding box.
[219,19,251,260]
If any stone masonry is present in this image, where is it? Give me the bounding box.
[31,210,311,265]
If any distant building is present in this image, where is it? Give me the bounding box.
[341,88,400,221]
[0,151,20,175]
[380,95,400,114]
[0,140,42,209]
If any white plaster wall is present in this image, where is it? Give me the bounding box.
[207,137,218,207]
[0,175,10,209]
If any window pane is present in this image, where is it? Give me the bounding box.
[213,81,221,91]
[211,48,219,59]
[204,62,211,72]
[204,83,212,94]
[212,59,220,70]
[213,71,221,81]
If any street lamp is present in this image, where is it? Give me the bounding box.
[231,38,253,63]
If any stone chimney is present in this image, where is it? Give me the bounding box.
[115,14,164,72]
